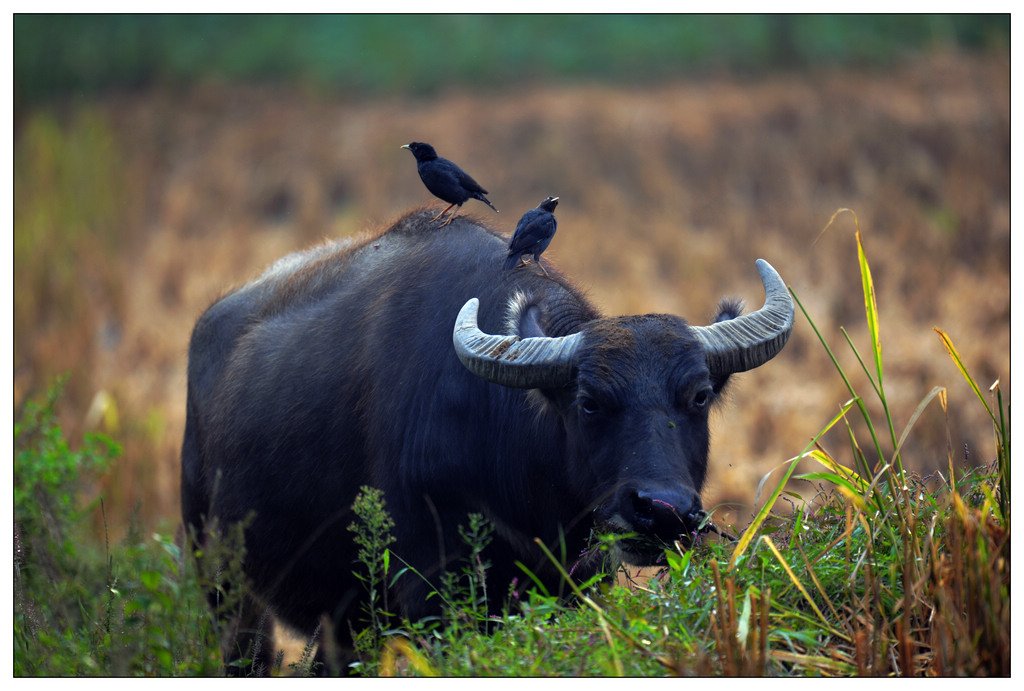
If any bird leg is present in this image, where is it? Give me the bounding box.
[437,211,460,228]
[514,256,549,276]
[430,203,456,224]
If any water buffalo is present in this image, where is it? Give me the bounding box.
[181,207,794,673]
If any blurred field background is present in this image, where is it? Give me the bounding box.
[13,14,1010,540]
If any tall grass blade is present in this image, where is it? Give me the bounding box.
[805,448,868,493]
[893,386,946,461]
[815,209,882,389]
[992,382,1009,521]
[840,326,883,402]
[790,287,858,402]
[532,538,680,674]
[935,328,1009,521]
[795,471,870,513]
[819,213,907,487]
[933,329,995,423]
[761,536,845,640]
[793,541,841,621]
[730,455,799,570]
[836,329,894,479]
[730,403,852,570]
[792,273,904,486]
[838,407,876,494]
[531,538,623,675]
[854,225,883,387]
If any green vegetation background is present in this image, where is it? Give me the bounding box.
[15,14,1008,107]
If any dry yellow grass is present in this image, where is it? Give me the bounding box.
[14,52,1009,538]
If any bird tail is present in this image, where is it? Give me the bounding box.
[503,253,519,270]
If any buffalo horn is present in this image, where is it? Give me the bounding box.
[692,258,795,375]
[453,298,583,389]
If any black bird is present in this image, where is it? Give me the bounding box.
[504,196,559,277]
[401,142,498,227]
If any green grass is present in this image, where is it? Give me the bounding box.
[14,15,1009,107]
[15,382,222,676]
[13,217,1009,676]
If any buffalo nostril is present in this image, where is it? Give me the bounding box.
[631,492,653,525]
[630,489,701,541]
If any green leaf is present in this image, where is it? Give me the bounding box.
[934,328,995,424]
[855,224,883,387]
[140,570,161,591]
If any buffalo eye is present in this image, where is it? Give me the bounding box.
[691,387,714,411]
[577,395,600,417]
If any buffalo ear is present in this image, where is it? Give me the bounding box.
[518,305,548,339]
[708,297,744,395]
[505,291,550,339]
[712,297,745,323]
[514,302,579,411]
[518,304,579,408]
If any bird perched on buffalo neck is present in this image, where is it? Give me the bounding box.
[401,142,498,228]
[505,196,559,277]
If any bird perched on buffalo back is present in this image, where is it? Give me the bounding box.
[401,142,498,227]
[505,196,559,277]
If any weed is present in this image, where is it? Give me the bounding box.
[440,513,494,628]
[352,508,501,675]
[14,383,241,676]
[15,379,119,674]
[346,485,397,666]
[15,378,118,558]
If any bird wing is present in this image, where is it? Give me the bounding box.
[415,160,462,202]
[442,159,488,195]
[509,211,554,252]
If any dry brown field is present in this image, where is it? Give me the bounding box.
[14,52,1009,537]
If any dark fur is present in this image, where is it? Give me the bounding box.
[182,209,741,672]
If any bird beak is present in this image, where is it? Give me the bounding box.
[551,197,559,202]
[400,144,410,150]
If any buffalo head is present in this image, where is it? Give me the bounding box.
[453,259,793,562]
